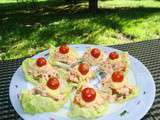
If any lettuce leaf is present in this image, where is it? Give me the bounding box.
[22,58,69,86]
[22,58,44,85]
[20,90,68,114]
[48,47,79,68]
[117,87,139,104]
[20,65,71,114]
[68,101,108,119]
[109,52,129,74]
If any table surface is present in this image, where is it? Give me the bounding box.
[0,39,160,120]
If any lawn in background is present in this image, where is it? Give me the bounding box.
[0,0,160,60]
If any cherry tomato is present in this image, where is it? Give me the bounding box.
[36,57,47,67]
[81,87,96,102]
[78,63,89,75]
[109,52,119,60]
[91,48,101,58]
[112,71,124,82]
[59,45,69,54]
[47,77,59,90]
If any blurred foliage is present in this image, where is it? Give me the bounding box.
[0,0,160,60]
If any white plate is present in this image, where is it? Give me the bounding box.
[9,44,156,120]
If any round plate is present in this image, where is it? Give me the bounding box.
[9,44,156,120]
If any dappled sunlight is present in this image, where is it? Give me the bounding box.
[99,0,160,8]
[0,0,160,60]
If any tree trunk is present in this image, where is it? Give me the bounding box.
[89,0,98,12]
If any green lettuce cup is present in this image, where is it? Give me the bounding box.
[22,58,42,85]
[116,87,139,104]
[20,75,71,114]
[20,88,70,114]
[69,102,108,119]
[82,48,104,66]
[48,45,80,67]
[107,51,130,73]
[68,84,108,119]
[22,58,68,86]
[103,85,139,103]
[67,63,96,87]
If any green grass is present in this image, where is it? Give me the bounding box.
[0,0,160,60]
[99,0,160,8]
[0,0,52,3]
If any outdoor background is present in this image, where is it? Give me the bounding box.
[0,0,160,60]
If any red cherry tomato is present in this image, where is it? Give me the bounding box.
[47,77,59,90]
[36,57,47,67]
[91,48,101,58]
[78,63,89,75]
[109,52,119,60]
[112,71,124,82]
[81,87,96,102]
[59,45,69,54]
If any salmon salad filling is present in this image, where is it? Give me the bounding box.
[100,61,114,75]
[106,51,129,72]
[108,85,138,103]
[67,63,96,84]
[82,48,104,66]
[69,84,108,118]
[100,70,138,103]
[48,45,79,66]
[22,58,59,85]
[20,77,71,114]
